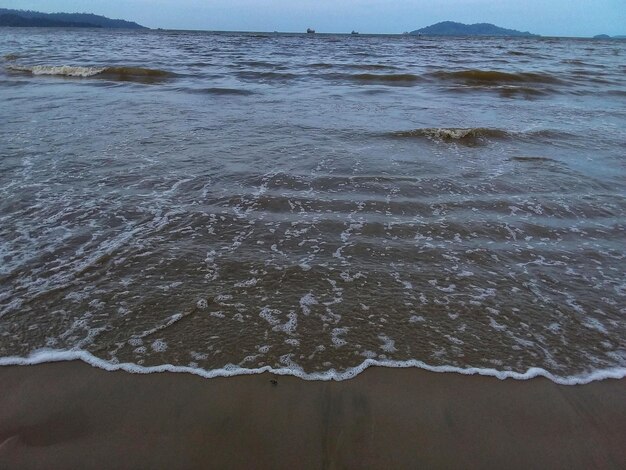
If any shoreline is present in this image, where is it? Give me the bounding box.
[2,350,625,385]
[1,361,625,469]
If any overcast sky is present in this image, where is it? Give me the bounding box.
[3,0,625,36]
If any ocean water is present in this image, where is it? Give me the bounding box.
[1,29,625,384]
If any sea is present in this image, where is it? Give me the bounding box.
[1,28,625,384]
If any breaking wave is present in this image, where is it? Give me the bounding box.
[8,64,106,77]
[388,127,574,145]
[390,127,510,145]
[7,64,173,83]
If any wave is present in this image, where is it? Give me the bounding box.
[1,349,624,385]
[8,64,106,77]
[388,127,574,146]
[99,67,173,82]
[349,73,422,85]
[6,65,173,83]
[390,127,510,145]
[429,69,561,85]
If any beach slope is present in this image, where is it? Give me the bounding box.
[1,362,625,469]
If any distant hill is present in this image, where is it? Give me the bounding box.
[0,13,100,28]
[0,8,146,29]
[593,34,625,39]
[410,21,537,37]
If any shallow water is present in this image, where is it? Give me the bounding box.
[1,29,625,382]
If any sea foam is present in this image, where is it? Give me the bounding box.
[8,65,106,77]
[1,349,625,386]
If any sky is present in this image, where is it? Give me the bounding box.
[2,0,625,37]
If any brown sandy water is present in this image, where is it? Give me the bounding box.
[1,30,625,382]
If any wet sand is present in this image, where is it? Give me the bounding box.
[0,362,624,469]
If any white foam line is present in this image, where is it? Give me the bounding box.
[7,65,106,77]
[1,349,625,385]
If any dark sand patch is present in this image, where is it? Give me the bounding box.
[0,362,624,469]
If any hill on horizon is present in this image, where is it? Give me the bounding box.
[593,33,626,39]
[411,21,537,37]
[0,8,146,29]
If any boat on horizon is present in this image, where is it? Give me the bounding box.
[351,31,359,35]
[307,28,315,34]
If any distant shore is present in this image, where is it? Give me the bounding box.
[1,362,624,469]
[0,8,146,29]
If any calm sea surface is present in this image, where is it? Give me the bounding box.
[1,29,625,382]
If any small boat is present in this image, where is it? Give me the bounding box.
[307,28,315,34]
[351,31,359,35]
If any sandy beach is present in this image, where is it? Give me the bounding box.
[0,362,624,469]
